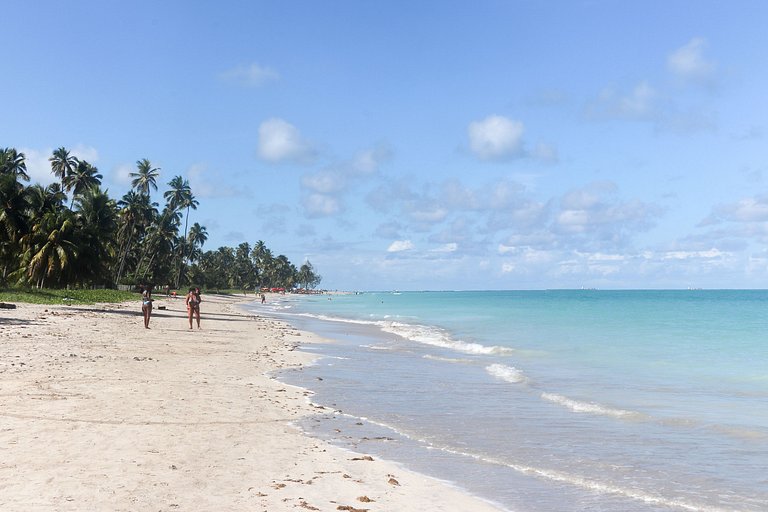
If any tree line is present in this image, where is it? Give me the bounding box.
[0,147,321,292]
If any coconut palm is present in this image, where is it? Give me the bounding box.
[130,159,160,197]
[74,187,118,285]
[115,190,157,284]
[22,210,78,288]
[140,205,181,281]
[0,174,30,281]
[26,183,67,219]
[298,261,321,289]
[251,240,267,286]
[187,222,208,255]
[0,148,30,182]
[63,160,102,208]
[164,176,198,287]
[49,147,77,189]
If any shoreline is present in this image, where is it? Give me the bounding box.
[0,293,503,511]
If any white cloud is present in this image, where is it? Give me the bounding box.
[667,38,716,82]
[662,248,723,260]
[301,170,346,194]
[586,82,657,121]
[303,193,340,217]
[468,115,524,160]
[220,63,279,86]
[584,252,626,262]
[387,240,414,252]
[708,196,768,224]
[352,146,392,175]
[257,118,315,163]
[431,243,458,253]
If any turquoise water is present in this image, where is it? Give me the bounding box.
[252,290,768,511]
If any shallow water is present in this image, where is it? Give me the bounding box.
[250,290,768,512]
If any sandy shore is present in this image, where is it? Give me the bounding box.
[0,294,502,511]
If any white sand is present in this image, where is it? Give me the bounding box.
[0,294,503,511]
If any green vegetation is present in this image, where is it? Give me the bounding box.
[0,287,136,305]
[0,147,322,294]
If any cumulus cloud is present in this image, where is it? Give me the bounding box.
[300,144,392,218]
[468,115,525,160]
[387,240,414,252]
[553,182,662,248]
[303,193,340,217]
[351,146,392,175]
[703,195,768,224]
[667,38,716,83]
[257,118,315,164]
[220,63,279,86]
[301,169,346,194]
[662,248,724,260]
[585,82,657,121]
[431,243,458,253]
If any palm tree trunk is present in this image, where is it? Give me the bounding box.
[175,205,191,288]
[115,222,135,285]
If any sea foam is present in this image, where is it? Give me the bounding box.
[541,392,640,419]
[381,321,514,355]
[486,364,528,384]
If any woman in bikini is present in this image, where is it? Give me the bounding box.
[186,287,201,329]
[141,285,153,329]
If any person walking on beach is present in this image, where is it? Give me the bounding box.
[261,293,266,304]
[141,285,153,329]
[186,287,201,329]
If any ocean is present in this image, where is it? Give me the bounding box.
[245,290,768,512]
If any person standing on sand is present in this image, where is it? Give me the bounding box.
[141,285,153,329]
[186,287,201,329]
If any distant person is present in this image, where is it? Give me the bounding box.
[261,293,266,304]
[141,285,153,329]
[186,287,201,329]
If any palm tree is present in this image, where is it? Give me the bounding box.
[164,176,198,287]
[74,187,117,285]
[140,205,181,281]
[0,174,30,281]
[21,210,78,288]
[259,247,274,288]
[26,183,66,219]
[0,148,30,182]
[187,222,208,255]
[130,159,160,198]
[49,147,77,189]
[115,190,156,284]
[63,160,102,208]
[298,261,321,289]
[251,240,267,287]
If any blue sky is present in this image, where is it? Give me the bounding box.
[4,1,768,290]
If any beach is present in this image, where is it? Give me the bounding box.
[0,294,502,512]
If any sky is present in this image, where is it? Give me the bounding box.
[4,1,768,290]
